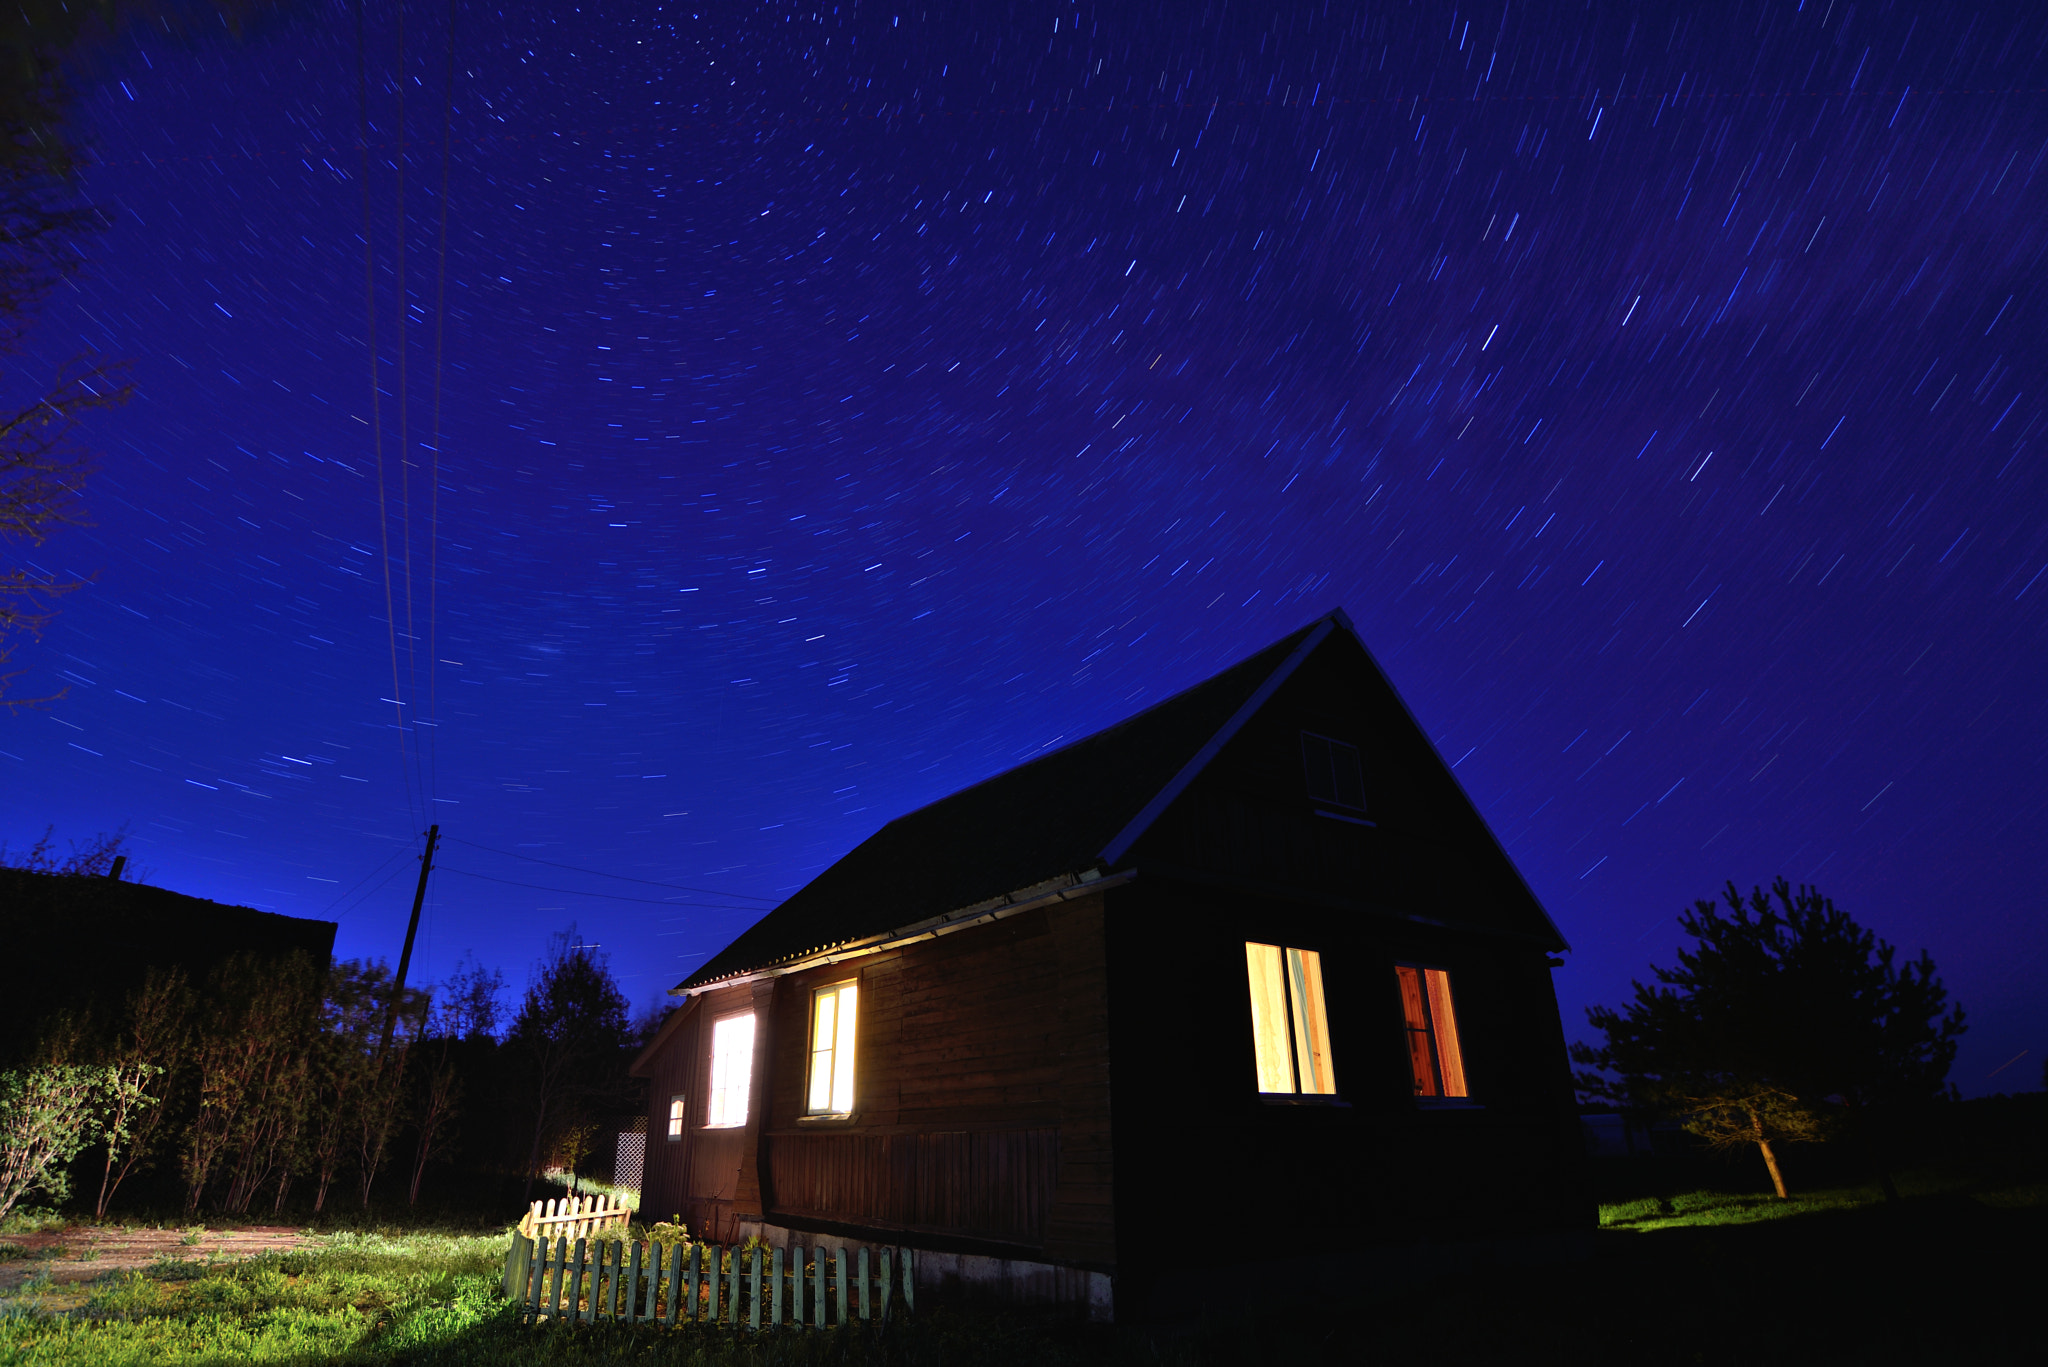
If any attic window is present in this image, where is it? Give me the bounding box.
[1301,732,1366,811]
[1396,965,1468,1099]
[805,980,859,1116]
[1245,942,1337,1095]
[704,1012,756,1128]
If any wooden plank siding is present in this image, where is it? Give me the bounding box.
[769,1129,1058,1245]
[640,893,1116,1267]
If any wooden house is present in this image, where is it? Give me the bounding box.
[630,610,1590,1318]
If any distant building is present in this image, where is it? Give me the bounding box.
[0,867,337,1060]
[632,610,1590,1319]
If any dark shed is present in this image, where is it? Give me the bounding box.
[631,610,1590,1318]
[0,868,339,1062]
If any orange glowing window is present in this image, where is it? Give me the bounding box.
[1245,942,1338,1095]
[805,980,859,1116]
[1396,965,1468,1098]
[666,1094,685,1141]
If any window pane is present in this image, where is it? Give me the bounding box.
[1330,741,1366,811]
[1424,969,1468,1097]
[1245,942,1296,1092]
[1395,965,1438,1096]
[1286,948,1338,1094]
[830,983,858,1114]
[667,1095,685,1139]
[1301,734,1336,804]
[707,1013,755,1128]
[807,992,837,1113]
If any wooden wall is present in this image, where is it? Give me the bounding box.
[636,892,1116,1267]
[1103,631,1591,1303]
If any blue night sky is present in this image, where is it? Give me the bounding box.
[5,1,2043,1090]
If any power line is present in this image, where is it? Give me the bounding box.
[436,865,774,909]
[356,0,418,839]
[321,846,407,914]
[442,836,777,901]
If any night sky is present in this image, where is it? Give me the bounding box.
[5,1,2043,1091]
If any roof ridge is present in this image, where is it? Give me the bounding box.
[850,611,1335,841]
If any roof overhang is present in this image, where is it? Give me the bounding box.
[671,867,1134,1000]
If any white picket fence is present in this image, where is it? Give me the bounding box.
[516,1194,631,1243]
[500,1232,914,1330]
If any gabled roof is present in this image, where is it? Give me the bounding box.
[677,608,1563,992]
[678,616,1327,990]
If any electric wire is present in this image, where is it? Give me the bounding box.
[329,858,414,922]
[436,866,776,909]
[355,0,419,843]
[426,0,456,805]
[320,845,409,915]
[441,836,779,900]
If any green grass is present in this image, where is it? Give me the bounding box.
[0,1175,2043,1365]
[1597,1166,2047,1231]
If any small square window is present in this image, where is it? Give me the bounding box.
[1245,942,1338,1095]
[1302,732,1366,811]
[1396,965,1469,1098]
[805,980,859,1116]
[666,1094,685,1141]
[704,1013,755,1128]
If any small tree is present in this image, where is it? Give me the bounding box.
[510,929,629,1201]
[0,1064,113,1219]
[405,957,502,1205]
[1573,878,1965,1198]
[93,966,194,1218]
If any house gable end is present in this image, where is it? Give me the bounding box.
[1126,624,1567,949]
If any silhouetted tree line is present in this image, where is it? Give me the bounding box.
[0,836,647,1219]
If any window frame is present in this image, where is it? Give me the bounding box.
[665,1093,686,1142]
[1244,940,1342,1102]
[702,1010,757,1130]
[1394,963,1476,1106]
[803,978,861,1119]
[1300,730,1368,814]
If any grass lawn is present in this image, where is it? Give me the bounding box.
[0,1173,2041,1365]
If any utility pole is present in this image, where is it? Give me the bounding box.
[379,822,440,1062]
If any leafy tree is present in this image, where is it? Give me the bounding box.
[0,1063,116,1219]
[509,930,629,1200]
[181,951,323,1213]
[1573,878,1965,1198]
[405,957,502,1205]
[91,966,192,1219]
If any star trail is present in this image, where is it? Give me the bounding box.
[3,1,2044,1088]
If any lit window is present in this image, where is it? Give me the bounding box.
[1396,965,1468,1098]
[805,981,859,1115]
[1244,942,1337,1095]
[705,1013,756,1128]
[666,1094,685,1141]
[1301,732,1366,811]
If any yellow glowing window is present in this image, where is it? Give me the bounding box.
[705,1013,755,1128]
[806,981,859,1115]
[1396,965,1468,1098]
[666,1094,685,1141]
[1244,942,1337,1095]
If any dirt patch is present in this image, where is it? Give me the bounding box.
[0,1224,313,1295]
